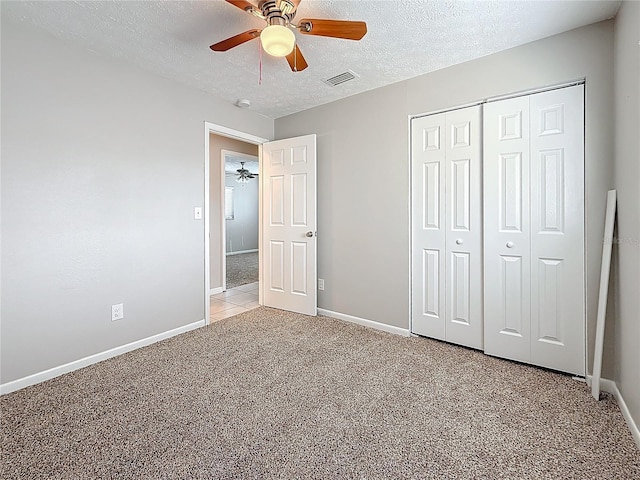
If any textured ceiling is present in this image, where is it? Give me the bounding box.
[2,1,620,119]
[224,155,259,175]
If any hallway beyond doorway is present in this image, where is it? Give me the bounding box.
[226,251,258,289]
[210,282,259,322]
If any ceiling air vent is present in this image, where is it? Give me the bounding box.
[322,70,359,87]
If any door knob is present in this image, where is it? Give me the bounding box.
[506,241,514,248]
[455,239,463,245]
[305,231,314,238]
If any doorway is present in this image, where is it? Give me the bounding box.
[222,151,259,288]
[203,124,318,324]
[213,150,260,321]
[204,123,268,325]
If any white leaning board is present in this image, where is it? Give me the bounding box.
[591,190,617,400]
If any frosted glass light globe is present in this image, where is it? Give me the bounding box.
[260,25,295,57]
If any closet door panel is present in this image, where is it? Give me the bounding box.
[530,85,585,375]
[483,97,532,363]
[412,113,446,339]
[445,105,483,349]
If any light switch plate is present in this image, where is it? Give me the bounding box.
[194,207,202,220]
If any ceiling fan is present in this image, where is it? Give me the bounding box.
[236,161,256,183]
[210,0,367,72]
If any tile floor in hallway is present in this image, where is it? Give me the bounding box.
[210,282,259,322]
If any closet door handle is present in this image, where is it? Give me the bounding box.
[506,241,514,248]
[455,239,463,245]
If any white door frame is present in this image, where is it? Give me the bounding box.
[221,149,260,292]
[204,122,269,326]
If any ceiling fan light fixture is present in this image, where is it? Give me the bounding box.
[236,161,255,184]
[260,24,295,57]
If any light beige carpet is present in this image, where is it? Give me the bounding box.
[226,251,258,289]
[2,307,638,479]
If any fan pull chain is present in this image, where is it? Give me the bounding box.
[258,40,262,85]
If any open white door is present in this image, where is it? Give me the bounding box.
[262,134,317,316]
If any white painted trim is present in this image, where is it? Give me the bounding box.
[0,320,206,395]
[204,123,212,326]
[258,144,264,306]
[318,308,411,337]
[411,79,586,120]
[220,150,227,292]
[226,248,258,256]
[205,122,269,145]
[485,78,585,103]
[586,375,640,449]
[408,114,414,335]
[204,122,269,328]
[209,287,224,296]
[411,101,483,120]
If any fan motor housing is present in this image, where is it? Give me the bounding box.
[259,0,297,24]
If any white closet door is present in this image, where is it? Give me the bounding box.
[412,106,483,349]
[445,106,483,349]
[530,85,585,375]
[483,97,532,363]
[484,85,585,375]
[412,113,446,339]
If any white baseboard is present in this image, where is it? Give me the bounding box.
[209,287,223,295]
[318,308,410,337]
[226,249,258,256]
[587,375,640,449]
[0,319,206,395]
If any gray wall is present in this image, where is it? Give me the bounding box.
[225,174,259,254]
[613,1,640,432]
[276,21,615,376]
[209,135,259,290]
[0,19,272,384]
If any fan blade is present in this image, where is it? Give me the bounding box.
[210,29,261,52]
[286,44,308,72]
[225,0,256,13]
[298,19,367,40]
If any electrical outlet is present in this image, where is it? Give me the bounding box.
[318,279,325,291]
[111,303,124,322]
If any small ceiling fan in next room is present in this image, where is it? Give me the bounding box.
[210,0,367,72]
[236,162,256,184]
